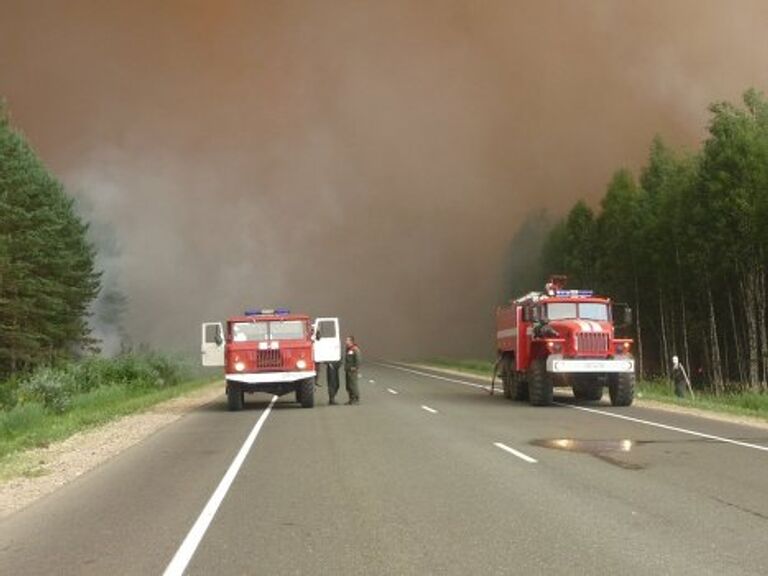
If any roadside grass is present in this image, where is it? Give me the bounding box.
[635,377,768,422]
[422,359,768,423]
[0,377,217,482]
[0,353,219,479]
[426,358,494,376]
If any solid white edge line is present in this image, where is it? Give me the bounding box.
[421,405,438,414]
[378,362,491,391]
[163,395,278,576]
[379,362,768,455]
[386,388,399,395]
[557,402,768,453]
[494,442,538,463]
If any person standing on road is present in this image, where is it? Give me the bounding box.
[327,358,341,405]
[344,336,361,405]
[672,355,686,398]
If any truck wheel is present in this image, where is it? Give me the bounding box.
[573,378,603,401]
[609,372,635,406]
[227,382,244,411]
[505,371,529,401]
[527,359,553,406]
[300,378,315,408]
[512,372,529,401]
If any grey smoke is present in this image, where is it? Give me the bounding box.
[1,1,767,358]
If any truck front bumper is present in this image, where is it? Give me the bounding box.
[226,370,316,384]
[546,356,634,373]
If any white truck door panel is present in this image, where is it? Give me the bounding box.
[313,317,341,362]
[201,322,225,367]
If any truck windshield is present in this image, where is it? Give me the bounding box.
[547,303,577,320]
[231,320,305,341]
[546,302,608,321]
[579,303,608,321]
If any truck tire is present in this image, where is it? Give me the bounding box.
[609,371,635,406]
[527,359,553,406]
[513,373,530,401]
[573,377,603,401]
[300,378,315,408]
[501,356,529,401]
[227,382,243,411]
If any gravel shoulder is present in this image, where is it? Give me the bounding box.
[0,380,224,519]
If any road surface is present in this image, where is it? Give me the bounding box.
[2,363,767,575]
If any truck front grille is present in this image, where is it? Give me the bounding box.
[257,349,284,369]
[577,332,609,355]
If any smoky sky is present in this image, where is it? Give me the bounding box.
[1,1,768,358]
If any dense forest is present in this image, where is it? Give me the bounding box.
[0,103,101,378]
[515,89,768,393]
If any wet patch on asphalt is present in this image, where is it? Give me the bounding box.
[531,438,645,470]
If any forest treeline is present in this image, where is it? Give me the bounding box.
[514,89,768,393]
[0,103,100,378]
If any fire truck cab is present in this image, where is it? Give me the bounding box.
[496,277,635,406]
[201,309,340,411]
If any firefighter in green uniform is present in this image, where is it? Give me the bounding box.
[344,336,361,405]
[326,359,341,405]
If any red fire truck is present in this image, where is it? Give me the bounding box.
[200,309,340,411]
[496,277,635,406]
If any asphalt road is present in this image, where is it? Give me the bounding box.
[2,363,768,575]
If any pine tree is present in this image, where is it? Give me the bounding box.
[0,102,101,377]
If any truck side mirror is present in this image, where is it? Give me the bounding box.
[523,306,542,323]
[522,307,532,322]
[613,304,633,327]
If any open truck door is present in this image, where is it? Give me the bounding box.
[201,322,225,367]
[312,317,341,362]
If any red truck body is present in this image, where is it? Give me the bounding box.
[495,279,635,406]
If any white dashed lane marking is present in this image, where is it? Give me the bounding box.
[381,363,768,456]
[421,405,438,414]
[494,442,538,463]
[387,388,399,395]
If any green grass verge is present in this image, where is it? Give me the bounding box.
[425,358,494,376]
[634,378,768,422]
[0,376,217,478]
[422,359,768,423]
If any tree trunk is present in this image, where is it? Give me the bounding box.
[659,287,670,377]
[675,247,692,376]
[757,265,767,391]
[729,291,746,384]
[633,273,644,378]
[707,283,723,394]
[740,269,759,390]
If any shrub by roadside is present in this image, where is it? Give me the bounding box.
[0,353,212,460]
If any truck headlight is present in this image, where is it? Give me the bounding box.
[546,341,562,353]
[296,359,307,370]
[235,361,246,372]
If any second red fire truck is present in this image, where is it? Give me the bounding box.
[496,277,635,406]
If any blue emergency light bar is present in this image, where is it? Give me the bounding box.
[555,290,594,297]
[244,308,291,316]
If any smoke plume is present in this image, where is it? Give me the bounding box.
[2,1,768,358]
